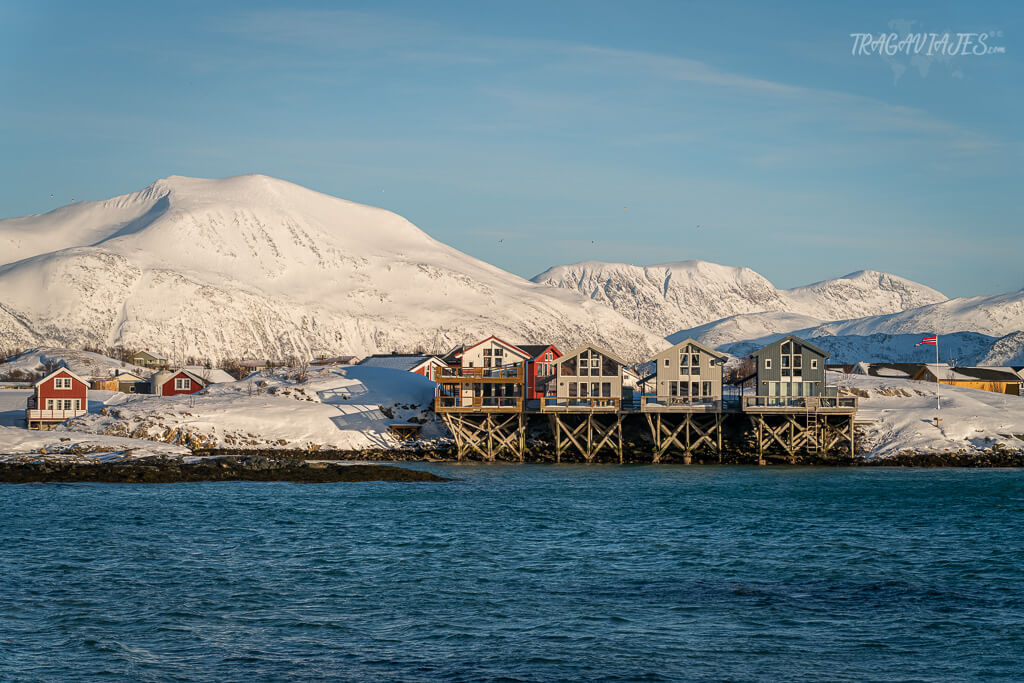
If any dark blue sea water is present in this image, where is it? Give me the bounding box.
[2,465,1023,682]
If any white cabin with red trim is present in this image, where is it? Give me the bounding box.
[26,367,89,429]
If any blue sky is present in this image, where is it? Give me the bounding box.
[1,1,1021,297]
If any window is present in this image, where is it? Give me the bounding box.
[45,399,55,410]
[601,354,617,377]
[692,382,699,397]
[692,352,700,367]
[793,355,802,368]
[55,377,72,390]
[175,378,191,391]
[670,382,678,397]
[702,381,711,396]
[680,353,689,367]
[74,399,81,410]
[781,356,790,368]
[602,382,611,397]
[664,359,670,366]
[811,359,818,369]
[569,382,577,397]
[579,383,589,398]
[765,358,772,369]
[545,352,552,361]
[62,399,73,410]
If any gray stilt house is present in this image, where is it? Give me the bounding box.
[750,334,832,401]
[743,334,857,461]
[543,344,626,412]
[644,338,725,411]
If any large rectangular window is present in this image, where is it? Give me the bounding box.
[568,382,577,397]
[175,378,191,391]
[702,381,711,396]
[602,382,611,397]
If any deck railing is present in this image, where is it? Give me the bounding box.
[434,396,523,412]
[541,397,621,412]
[436,366,524,381]
[640,396,722,411]
[742,396,858,410]
[25,408,87,421]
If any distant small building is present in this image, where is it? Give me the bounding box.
[750,334,831,398]
[311,354,359,366]
[132,350,169,370]
[92,370,150,394]
[357,354,447,377]
[239,359,279,373]
[26,367,89,429]
[151,369,209,396]
[914,365,1022,396]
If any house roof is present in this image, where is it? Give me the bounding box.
[155,369,209,388]
[654,338,725,361]
[516,344,560,360]
[555,344,627,367]
[358,354,444,372]
[460,336,531,360]
[853,362,926,378]
[750,334,829,359]
[182,366,236,383]
[134,350,168,361]
[34,366,89,388]
[917,364,1022,383]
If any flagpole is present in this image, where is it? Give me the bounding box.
[935,335,940,413]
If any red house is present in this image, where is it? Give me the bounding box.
[151,369,209,396]
[26,367,89,430]
[519,344,562,399]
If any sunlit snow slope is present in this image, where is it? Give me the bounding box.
[0,175,667,362]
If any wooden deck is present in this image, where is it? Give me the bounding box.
[640,396,723,413]
[741,396,857,414]
[540,397,621,413]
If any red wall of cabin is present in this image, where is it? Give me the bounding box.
[527,346,561,399]
[36,370,89,407]
[160,371,206,396]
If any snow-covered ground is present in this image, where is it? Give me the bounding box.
[0,347,149,379]
[0,389,188,461]
[833,372,1024,458]
[60,365,445,452]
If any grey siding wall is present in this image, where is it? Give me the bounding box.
[653,341,723,399]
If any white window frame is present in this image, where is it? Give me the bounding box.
[55,377,72,390]
[174,377,191,391]
[765,358,772,369]
[811,359,818,370]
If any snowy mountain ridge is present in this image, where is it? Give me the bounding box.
[532,260,947,336]
[0,175,668,363]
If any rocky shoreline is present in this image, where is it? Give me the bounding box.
[0,455,452,484]
[192,446,1024,468]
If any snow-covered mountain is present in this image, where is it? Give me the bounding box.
[718,332,999,366]
[531,261,947,336]
[0,175,668,363]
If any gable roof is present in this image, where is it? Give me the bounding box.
[654,338,725,361]
[919,365,1023,383]
[516,344,560,360]
[34,366,90,388]
[182,366,236,383]
[461,336,531,360]
[155,369,209,388]
[133,350,168,361]
[555,344,627,367]
[358,354,445,372]
[750,334,829,359]
[853,362,925,378]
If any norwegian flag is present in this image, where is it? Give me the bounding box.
[916,336,938,346]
